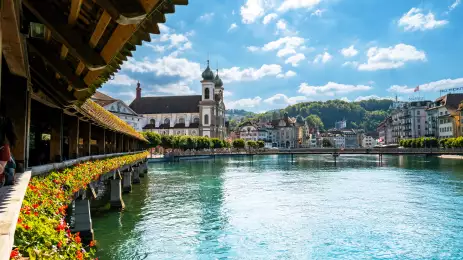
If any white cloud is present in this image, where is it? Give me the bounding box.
[220,64,283,83]
[311,9,324,16]
[342,61,359,68]
[227,97,262,109]
[263,13,278,24]
[240,0,270,24]
[122,56,201,82]
[247,46,260,52]
[146,44,166,53]
[276,19,288,33]
[259,36,306,53]
[278,0,321,12]
[358,43,426,71]
[232,10,236,16]
[107,74,137,86]
[228,23,238,32]
[313,52,332,63]
[223,90,233,97]
[387,78,463,93]
[285,53,306,66]
[155,81,196,95]
[277,48,297,57]
[341,45,358,57]
[158,24,170,34]
[398,8,447,32]
[264,94,306,105]
[449,0,461,11]
[150,25,193,56]
[354,95,395,102]
[198,13,215,22]
[339,97,350,102]
[298,82,372,96]
[276,70,297,78]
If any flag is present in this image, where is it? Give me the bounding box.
[414,86,420,92]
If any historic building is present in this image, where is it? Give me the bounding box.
[130,61,226,139]
[91,91,144,131]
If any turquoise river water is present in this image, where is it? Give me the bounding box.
[92,155,463,260]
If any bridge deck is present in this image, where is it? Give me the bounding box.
[0,171,31,260]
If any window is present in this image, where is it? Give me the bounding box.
[150,119,155,125]
[179,117,185,124]
[204,114,209,124]
[417,111,420,115]
[164,118,170,125]
[205,88,210,99]
[440,112,443,116]
[177,131,181,135]
[418,125,420,129]
[193,117,200,124]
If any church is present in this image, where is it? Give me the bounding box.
[129,61,226,139]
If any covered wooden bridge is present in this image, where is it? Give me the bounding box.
[0,0,188,258]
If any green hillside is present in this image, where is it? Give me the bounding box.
[253,99,393,132]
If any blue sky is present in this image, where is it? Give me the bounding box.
[100,0,463,112]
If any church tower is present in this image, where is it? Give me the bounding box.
[214,69,225,139]
[199,60,216,137]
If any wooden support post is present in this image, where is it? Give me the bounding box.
[68,117,79,159]
[50,110,63,162]
[103,128,106,154]
[81,121,91,156]
[113,131,117,153]
[132,165,140,184]
[96,126,104,155]
[121,134,124,152]
[5,75,30,172]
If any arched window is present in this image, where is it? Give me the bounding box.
[164,118,170,125]
[204,114,209,124]
[178,117,185,124]
[191,130,197,135]
[150,119,155,125]
[193,117,200,124]
[205,88,210,99]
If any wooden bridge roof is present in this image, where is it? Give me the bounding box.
[3,0,188,141]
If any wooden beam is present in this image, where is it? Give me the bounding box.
[140,0,161,12]
[68,0,83,25]
[28,39,87,90]
[23,0,107,70]
[1,0,28,77]
[172,0,188,5]
[75,11,111,76]
[82,24,137,86]
[94,0,146,25]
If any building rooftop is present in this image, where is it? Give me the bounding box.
[130,95,202,114]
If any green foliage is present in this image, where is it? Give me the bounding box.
[154,134,236,150]
[161,135,174,149]
[253,99,393,131]
[232,139,246,149]
[142,131,161,147]
[211,138,224,149]
[305,115,324,130]
[257,140,265,148]
[246,140,258,149]
[400,137,449,148]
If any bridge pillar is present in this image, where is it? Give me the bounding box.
[122,170,132,193]
[72,200,94,245]
[109,175,125,210]
[132,165,140,184]
[139,161,147,177]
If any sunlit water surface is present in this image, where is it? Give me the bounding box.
[93,155,463,259]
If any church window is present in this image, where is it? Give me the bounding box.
[150,119,155,125]
[204,115,209,124]
[179,117,185,124]
[205,88,210,99]
[193,117,200,124]
[164,118,170,125]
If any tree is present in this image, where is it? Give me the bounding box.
[233,139,246,149]
[211,138,224,149]
[142,132,161,147]
[305,114,324,130]
[161,135,174,149]
[322,139,332,147]
[246,140,258,149]
[257,140,265,148]
[296,115,304,124]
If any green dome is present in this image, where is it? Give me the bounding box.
[202,61,215,81]
[214,71,223,87]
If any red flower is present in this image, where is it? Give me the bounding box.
[17,218,22,224]
[76,251,83,260]
[10,248,19,258]
[34,212,38,217]
[57,241,63,248]
[74,233,81,244]
[89,240,96,247]
[23,224,30,230]
[32,204,39,209]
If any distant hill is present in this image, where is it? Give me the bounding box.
[253,99,393,132]
[225,109,255,119]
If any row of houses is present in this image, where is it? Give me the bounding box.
[377,94,463,144]
[234,115,377,149]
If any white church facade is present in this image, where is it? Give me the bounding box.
[129,61,227,139]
